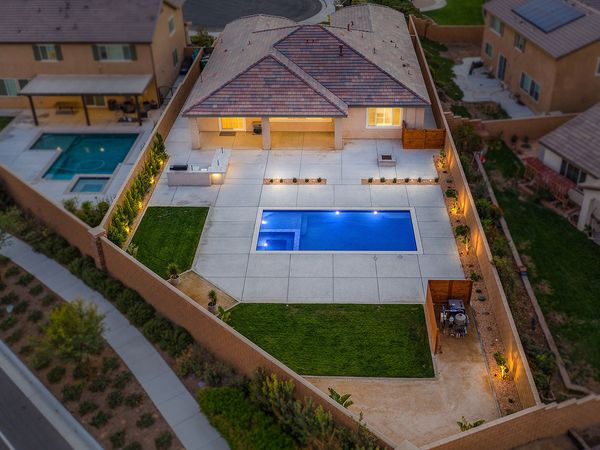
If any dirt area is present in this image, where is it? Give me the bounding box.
[442,44,481,63]
[177,270,237,310]
[308,333,499,447]
[0,260,182,450]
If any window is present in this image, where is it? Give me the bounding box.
[520,72,541,101]
[168,15,176,35]
[220,118,245,131]
[0,79,29,96]
[514,33,526,52]
[560,160,587,184]
[32,44,62,61]
[366,108,401,128]
[172,48,178,67]
[84,95,106,107]
[93,44,136,61]
[490,15,504,35]
[484,42,493,57]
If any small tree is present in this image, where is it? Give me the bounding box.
[43,299,104,363]
[207,290,217,308]
[328,387,354,408]
[457,416,485,432]
[167,262,179,279]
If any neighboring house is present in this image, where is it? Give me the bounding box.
[481,0,600,114]
[0,0,187,122]
[537,102,600,230]
[183,4,432,150]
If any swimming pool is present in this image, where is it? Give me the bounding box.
[31,133,138,180]
[254,209,419,252]
[70,177,110,193]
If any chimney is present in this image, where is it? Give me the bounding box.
[339,44,343,56]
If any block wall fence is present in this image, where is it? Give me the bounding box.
[411,17,483,46]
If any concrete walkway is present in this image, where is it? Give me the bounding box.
[0,237,228,450]
[412,0,447,12]
[0,341,100,450]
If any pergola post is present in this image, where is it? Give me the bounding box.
[261,117,271,150]
[134,96,142,126]
[27,95,38,126]
[81,95,91,126]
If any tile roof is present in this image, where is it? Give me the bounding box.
[185,55,346,116]
[540,103,600,179]
[0,0,180,43]
[483,0,600,58]
[184,4,429,118]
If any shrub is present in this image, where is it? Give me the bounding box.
[112,371,132,390]
[127,302,155,327]
[115,290,143,315]
[1,292,18,305]
[124,393,143,408]
[19,344,34,356]
[107,390,124,409]
[41,294,57,306]
[27,310,43,323]
[445,188,458,198]
[0,281,5,292]
[5,266,20,277]
[109,430,126,449]
[47,366,66,384]
[0,315,17,331]
[30,345,52,370]
[197,387,296,450]
[28,284,43,296]
[136,412,155,429]
[6,328,23,344]
[17,274,34,286]
[13,300,29,314]
[102,356,120,374]
[89,375,111,393]
[142,317,172,344]
[175,346,203,378]
[90,410,111,429]
[154,431,173,449]
[73,358,97,380]
[78,400,99,416]
[123,443,142,450]
[63,198,109,228]
[62,383,84,402]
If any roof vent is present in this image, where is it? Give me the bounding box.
[339,44,343,56]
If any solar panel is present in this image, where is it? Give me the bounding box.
[512,0,585,33]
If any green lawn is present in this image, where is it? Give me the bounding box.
[485,145,600,384]
[131,206,208,278]
[0,116,13,132]
[426,0,484,25]
[420,38,463,101]
[229,304,434,378]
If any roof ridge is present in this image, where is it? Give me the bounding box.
[269,50,348,115]
[318,25,430,105]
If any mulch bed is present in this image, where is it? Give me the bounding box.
[0,259,183,450]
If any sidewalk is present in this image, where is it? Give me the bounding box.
[0,237,228,450]
[0,340,101,450]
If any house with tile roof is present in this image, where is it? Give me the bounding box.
[0,0,187,122]
[183,4,434,150]
[481,0,600,114]
[536,102,600,231]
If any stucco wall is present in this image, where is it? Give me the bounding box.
[340,107,425,139]
[541,147,562,173]
[151,2,187,91]
[412,17,483,46]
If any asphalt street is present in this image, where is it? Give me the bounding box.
[184,0,323,30]
[0,367,72,450]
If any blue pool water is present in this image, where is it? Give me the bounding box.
[256,210,418,251]
[31,133,138,180]
[70,177,109,193]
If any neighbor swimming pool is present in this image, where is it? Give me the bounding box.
[255,209,419,252]
[31,133,138,180]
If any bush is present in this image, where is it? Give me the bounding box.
[28,284,43,296]
[136,412,155,429]
[5,266,20,277]
[90,410,111,428]
[124,393,143,408]
[63,198,109,228]
[115,290,143,315]
[20,344,34,356]
[6,328,23,344]
[142,318,172,344]
[112,371,132,390]
[73,358,97,380]
[102,356,120,374]
[89,374,110,393]
[107,390,124,409]
[109,430,126,449]
[62,383,84,402]
[0,315,17,331]
[154,431,173,449]
[13,300,29,314]
[41,294,57,306]
[47,366,66,384]
[197,387,296,450]
[17,273,34,286]
[127,302,155,327]
[123,443,142,450]
[27,310,43,323]
[30,346,52,370]
[78,400,99,416]
[175,346,203,378]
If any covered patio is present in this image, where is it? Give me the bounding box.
[19,74,155,127]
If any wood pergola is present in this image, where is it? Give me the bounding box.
[19,74,153,126]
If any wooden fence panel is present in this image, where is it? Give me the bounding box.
[402,128,446,149]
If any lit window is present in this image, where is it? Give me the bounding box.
[168,16,176,35]
[490,16,504,35]
[484,42,493,57]
[93,44,136,61]
[0,79,29,96]
[367,108,401,128]
[33,44,62,61]
[84,95,106,107]
[514,33,526,52]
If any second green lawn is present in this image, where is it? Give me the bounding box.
[229,303,434,378]
[131,206,208,278]
[426,0,484,25]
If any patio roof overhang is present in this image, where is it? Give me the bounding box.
[19,74,154,126]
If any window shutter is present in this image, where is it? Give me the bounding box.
[129,44,137,60]
[55,45,63,60]
[32,45,41,61]
[92,44,100,60]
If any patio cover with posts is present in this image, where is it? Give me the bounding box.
[19,73,154,126]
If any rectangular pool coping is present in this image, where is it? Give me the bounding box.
[250,206,423,255]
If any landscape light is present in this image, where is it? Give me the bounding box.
[373,210,378,215]
[335,211,340,215]
[261,220,268,225]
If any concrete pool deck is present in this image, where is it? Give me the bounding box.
[149,117,465,304]
[0,110,152,204]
